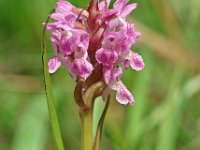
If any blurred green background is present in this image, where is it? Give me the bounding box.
[0,0,200,150]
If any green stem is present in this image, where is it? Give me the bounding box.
[80,81,105,150]
[80,109,93,150]
[42,10,65,150]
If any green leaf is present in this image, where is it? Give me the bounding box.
[42,12,65,150]
[92,95,111,150]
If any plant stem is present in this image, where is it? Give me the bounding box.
[80,108,93,150]
[79,81,105,150]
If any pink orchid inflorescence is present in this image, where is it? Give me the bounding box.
[46,0,144,106]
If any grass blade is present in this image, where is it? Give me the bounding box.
[42,12,65,150]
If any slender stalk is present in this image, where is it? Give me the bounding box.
[80,81,105,150]
[80,109,93,150]
[42,10,65,150]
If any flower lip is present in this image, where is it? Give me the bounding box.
[114,81,135,105]
[71,58,94,79]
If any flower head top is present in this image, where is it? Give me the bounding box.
[46,0,144,106]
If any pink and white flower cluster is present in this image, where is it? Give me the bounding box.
[46,0,144,105]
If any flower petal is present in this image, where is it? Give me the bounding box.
[112,67,123,82]
[48,56,61,73]
[60,30,75,56]
[46,22,58,31]
[60,38,73,56]
[55,0,74,15]
[124,23,141,44]
[51,13,65,21]
[74,29,90,50]
[113,0,129,14]
[114,81,135,105]
[103,66,112,84]
[127,51,145,71]
[103,66,122,85]
[109,17,126,29]
[74,47,88,59]
[121,3,137,17]
[95,48,118,66]
[99,0,111,10]
[64,13,77,28]
[71,58,93,79]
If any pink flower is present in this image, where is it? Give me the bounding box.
[102,67,122,100]
[123,22,141,44]
[48,56,61,73]
[74,29,90,50]
[71,58,94,79]
[95,48,118,66]
[95,32,121,66]
[124,51,144,71]
[113,81,135,105]
[102,67,134,105]
[45,0,144,106]
[55,0,75,15]
[60,30,75,56]
[113,0,137,17]
[103,66,122,85]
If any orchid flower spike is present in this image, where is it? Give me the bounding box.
[46,0,144,106]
